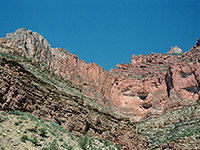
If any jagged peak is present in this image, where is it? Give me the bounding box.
[14,28,26,33]
[2,28,51,52]
[167,46,183,54]
[196,38,200,47]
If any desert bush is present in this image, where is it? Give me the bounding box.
[59,137,63,142]
[116,145,122,150]
[61,142,73,150]
[49,139,59,150]
[14,120,22,126]
[79,134,89,150]
[21,135,28,142]
[31,137,38,146]
[40,138,45,141]
[26,113,38,122]
[8,110,24,116]
[40,128,48,137]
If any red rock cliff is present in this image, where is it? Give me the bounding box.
[0,28,113,104]
[0,28,199,121]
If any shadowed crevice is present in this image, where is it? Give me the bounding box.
[165,66,173,97]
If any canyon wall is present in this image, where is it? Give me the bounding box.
[0,28,199,120]
[0,28,113,104]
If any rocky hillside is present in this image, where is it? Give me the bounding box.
[0,52,147,149]
[0,110,121,150]
[1,29,200,121]
[0,28,200,149]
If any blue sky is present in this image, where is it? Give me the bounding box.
[0,0,200,71]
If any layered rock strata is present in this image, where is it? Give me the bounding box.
[0,28,113,104]
[0,57,148,149]
[0,28,200,121]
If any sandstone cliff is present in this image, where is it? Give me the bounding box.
[0,28,200,149]
[0,28,200,121]
[0,28,113,105]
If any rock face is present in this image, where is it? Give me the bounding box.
[0,28,200,121]
[0,57,148,149]
[167,46,183,54]
[0,28,200,149]
[136,103,200,150]
[0,28,113,104]
[110,48,200,120]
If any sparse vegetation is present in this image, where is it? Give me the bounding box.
[14,120,22,126]
[26,113,38,122]
[127,75,146,79]
[116,145,122,150]
[8,110,24,116]
[0,111,120,150]
[61,142,73,150]
[49,139,59,150]
[21,135,28,142]
[1,41,199,150]
[79,134,89,150]
[136,103,200,149]
[186,59,193,62]
[39,128,48,137]
[59,137,63,142]
[30,137,38,146]
[167,53,183,56]
[104,140,110,146]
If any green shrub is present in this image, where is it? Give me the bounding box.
[61,142,73,150]
[14,120,22,126]
[31,137,38,146]
[98,138,103,143]
[41,147,48,150]
[66,131,74,140]
[40,128,48,137]
[104,140,110,146]
[196,136,200,140]
[186,59,193,62]
[167,53,183,56]
[49,139,59,150]
[36,122,41,127]
[20,116,28,120]
[8,110,24,116]
[48,129,57,137]
[79,135,89,150]
[67,146,74,150]
[91,147,96,150]
[116,145,122,150]
[40,138,45,141]
[14,121,20,126]
[1,147,5,150]
[21,135,28,142]
[26,113,38,122]
[59,137,63,142]
[109,146,115,150]
[1,111,7,116]
[50,122,65,132]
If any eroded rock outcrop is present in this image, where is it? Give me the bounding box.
[0,28,113,104]
[0,57,148,150]
[0,28,200,121]
[167,46,183,54]
[110,44,199,121]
